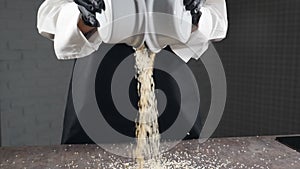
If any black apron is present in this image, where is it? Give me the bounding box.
[61,44,209,144]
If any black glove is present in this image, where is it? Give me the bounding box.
[74,0,106,27]
[184,0,204,27]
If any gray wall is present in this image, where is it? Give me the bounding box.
[0,0,74,146]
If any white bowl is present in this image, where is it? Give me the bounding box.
[96,0,146,48]
[96,0,192,51]
[145,0,192,53]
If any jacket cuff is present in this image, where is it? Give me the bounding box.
[54,2,102,60]
[170,31,209,63]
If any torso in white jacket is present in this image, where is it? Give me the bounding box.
[37,0,228,63]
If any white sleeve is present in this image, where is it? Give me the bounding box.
[37,0,102,60]
[170,0,228,63]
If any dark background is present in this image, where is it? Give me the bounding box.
[213,0,300,137]
[0,0,300,146]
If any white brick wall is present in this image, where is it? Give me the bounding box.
[0,0,74,146]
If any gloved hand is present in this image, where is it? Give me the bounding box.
[74,0,106,27]
[183,0,204,27]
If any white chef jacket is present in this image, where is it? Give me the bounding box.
[37,0,228,63]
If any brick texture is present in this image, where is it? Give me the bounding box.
[0,0,74,146]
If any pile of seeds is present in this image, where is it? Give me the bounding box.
[1,137,300,168]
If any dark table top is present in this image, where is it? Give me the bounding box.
[0,136,299,169]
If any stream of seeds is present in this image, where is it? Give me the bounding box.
[133,44,162,169]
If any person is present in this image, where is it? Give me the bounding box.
[37,0,228,144]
